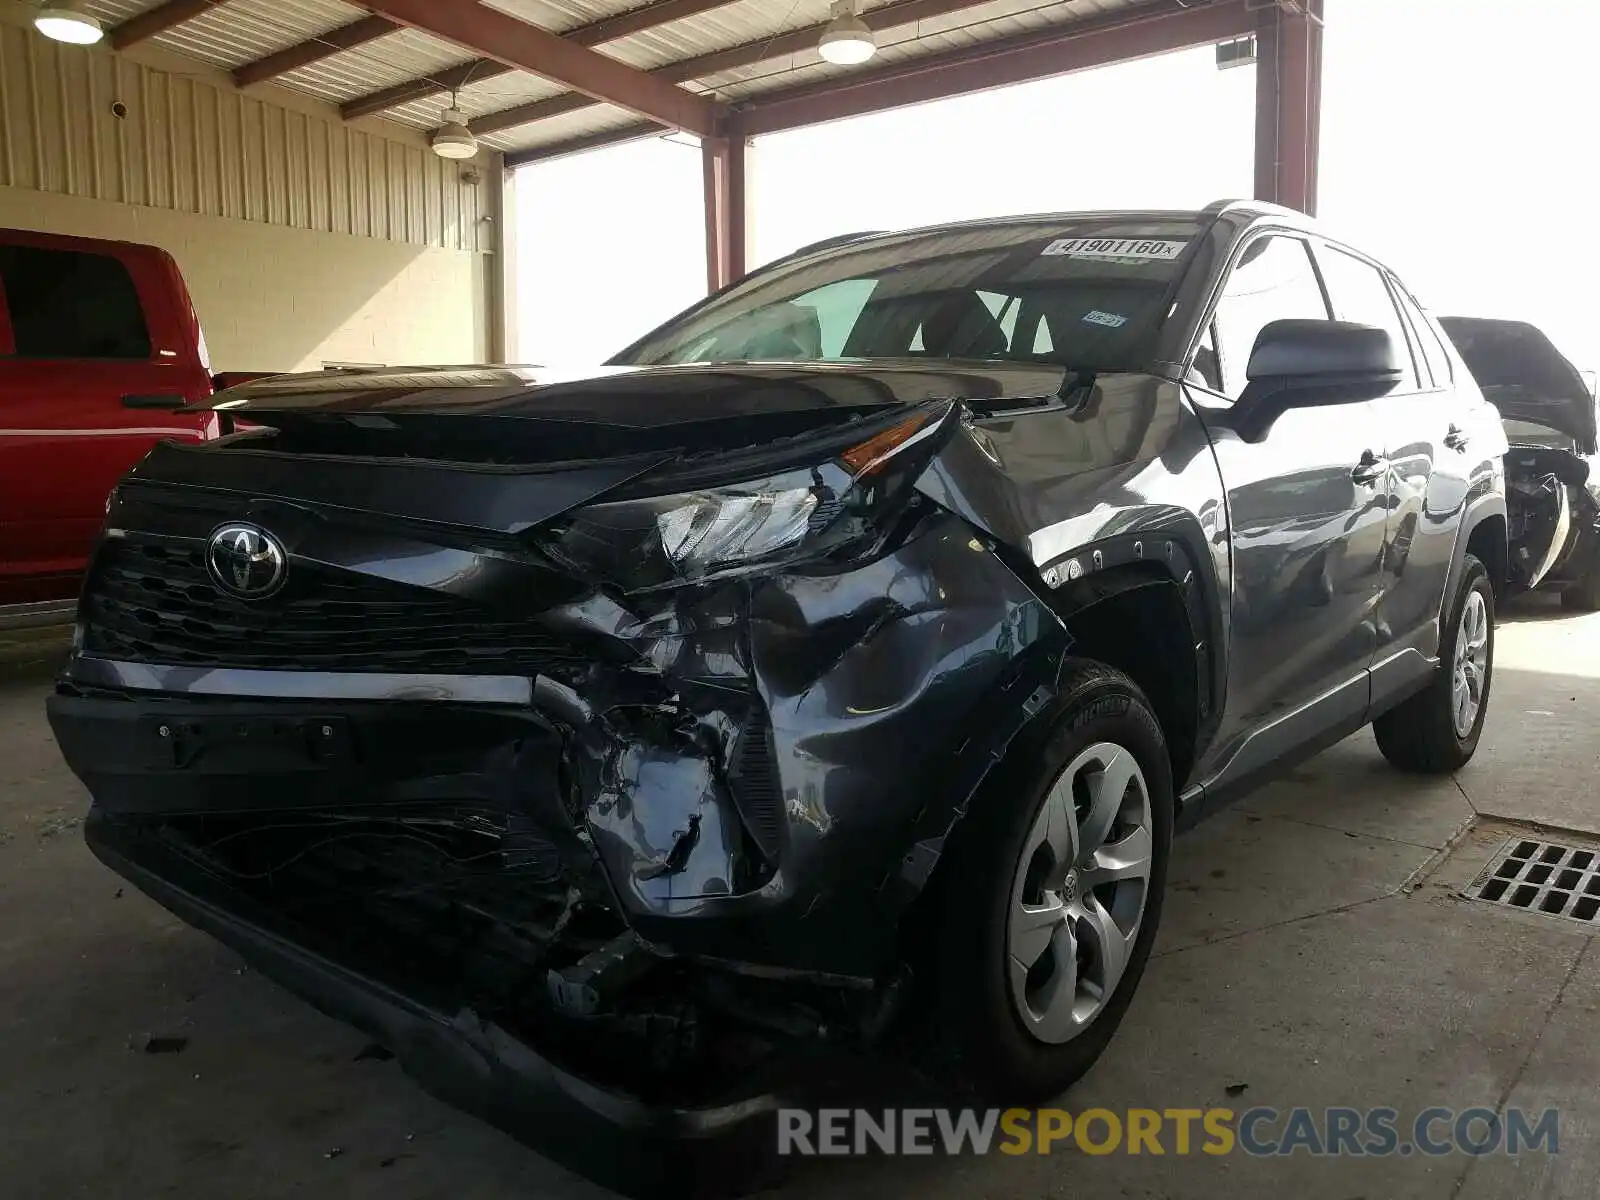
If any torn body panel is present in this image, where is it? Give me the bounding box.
[51,448,1067,983]
[916,374,1230,791]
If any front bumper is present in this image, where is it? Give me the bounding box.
[51,513,1065,978]
[47,513,1069,1181]
[82,808,805,1198]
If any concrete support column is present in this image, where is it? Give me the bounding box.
[1253,0,1324,216]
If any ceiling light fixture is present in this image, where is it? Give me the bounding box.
[431,95,478,160]
[34,0,104,45]
[818,0,876,66]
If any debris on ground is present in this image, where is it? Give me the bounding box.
[37,813,83,839]
[323,1147,344,1160]
[128,1033,189,1054]
[1225,1082,1248,1097]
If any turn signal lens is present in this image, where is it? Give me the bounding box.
[839,409,937,476]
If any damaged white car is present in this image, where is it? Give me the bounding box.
[1441,317,1599,609]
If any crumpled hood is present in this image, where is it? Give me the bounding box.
[201,360,1068,425]
[1439,317,1596,454]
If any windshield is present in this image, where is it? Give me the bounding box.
[612,217,1205,373]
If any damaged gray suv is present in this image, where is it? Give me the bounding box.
[49,201,1516,1188]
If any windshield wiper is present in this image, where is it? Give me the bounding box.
[963,368,1098,418]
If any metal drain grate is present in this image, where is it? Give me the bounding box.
[1466,838,1600,925]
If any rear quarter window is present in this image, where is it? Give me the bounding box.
[0,245,152,360]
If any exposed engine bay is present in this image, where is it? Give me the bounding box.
[1504,442,1595,593]
[1438,315,1599,605]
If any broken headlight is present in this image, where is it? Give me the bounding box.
[544,406,946,591]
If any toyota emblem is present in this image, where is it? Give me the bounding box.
[206,523,287,599]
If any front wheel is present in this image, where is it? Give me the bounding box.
[1373,554,1495,772]
[916,659,1173,1102]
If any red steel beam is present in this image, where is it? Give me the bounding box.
[358,0,721,137]
[1253,0,1323,214]
[505,124,667,167]
[701,135,750,290]
[703,138,731,292]
[340,0,740,123]
[108,0,221,50]
[737,0,1255,136]
[474,0,998,138]
[233,15,400,88]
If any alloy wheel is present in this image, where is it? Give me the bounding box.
[1006,741,1153,1044]
[1452,589,1490,738]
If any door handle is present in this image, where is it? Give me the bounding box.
[1444,425,1471,452]
[1351,451,1389,486]
[122,393,186,410]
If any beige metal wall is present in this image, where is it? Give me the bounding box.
[0,14,502,372]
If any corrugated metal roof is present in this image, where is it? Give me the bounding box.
[603,0,840,71]
[82,0,1158,158]
[478,100,658,153]
[277,30,482,107]
[695,0,1118,94]
[384,72,568,130]
[86,0,369,70]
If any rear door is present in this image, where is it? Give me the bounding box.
[0,239,213,605]
[1185,231,1392,778]
[1309,241,1459,691]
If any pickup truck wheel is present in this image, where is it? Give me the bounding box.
[1373,554,1494,772]
[918,659,1173,1102]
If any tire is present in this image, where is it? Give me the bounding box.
[1373,554,1494,772]
[914,659,1174,1103]
[1560,545,1600,611]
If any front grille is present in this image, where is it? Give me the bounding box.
[81,536,592,675]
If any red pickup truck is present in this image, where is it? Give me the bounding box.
[0,228,260,627]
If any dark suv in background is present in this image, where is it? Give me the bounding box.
[48,201,1513,1188]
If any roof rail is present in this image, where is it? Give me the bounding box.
[1203,197,1311,219]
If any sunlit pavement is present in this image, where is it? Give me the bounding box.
[2,598,1596,1200]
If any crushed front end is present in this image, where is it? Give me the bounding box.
[46,383,1066,1188]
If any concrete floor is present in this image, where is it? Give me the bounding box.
[2,596,1597,1200]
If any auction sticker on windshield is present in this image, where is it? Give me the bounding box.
[1042,237,1188,261]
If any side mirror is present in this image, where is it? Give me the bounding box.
[1229,319,1403,441]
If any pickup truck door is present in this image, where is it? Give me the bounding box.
[1186,232,1391,787]
[0,240,214,607]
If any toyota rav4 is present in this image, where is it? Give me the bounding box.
[48,201,1516,1190]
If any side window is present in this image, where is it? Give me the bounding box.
[1032,314,1055,355]
[1393,283,1454,387]
[1210,235,1330,399]
[1189,321,1222,391]
[1314,245,1420,389]
[976,290,1021,347]
[0,246,152,360]
[802,277,876,358]
[674,276,875,361]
